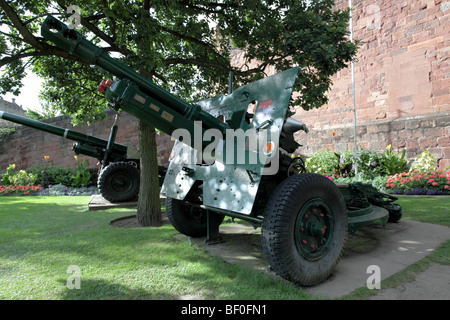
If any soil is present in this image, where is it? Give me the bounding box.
[110,213,170,228]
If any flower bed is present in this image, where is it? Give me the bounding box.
[0,184,99,197]
[37,184,99,196]
[385,170,450,195]
[0,185,43,196]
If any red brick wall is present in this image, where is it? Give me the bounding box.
[290,0,450,168]
[0,111,173,171]
[1,0,449,171]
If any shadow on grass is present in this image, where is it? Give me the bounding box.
[0,196,312,299]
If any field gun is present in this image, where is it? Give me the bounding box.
[0,110,168,202]
[40,16,399,286]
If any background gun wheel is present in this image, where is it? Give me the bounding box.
[262,173,348,286]
[98,162,140,203]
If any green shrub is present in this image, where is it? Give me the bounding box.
[26,165,76,188]
[1,164,37,186]
[304,150,339,176]
[9,170,37,185]
[381,144,407,175]
[306,146,409,180]
[332,175,388,192]
[409,150,438,172]
[1,164,16,185]
[71,160,91,188]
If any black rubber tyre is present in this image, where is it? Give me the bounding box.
[97,162,140,203]
[166,198,224,238]
[387,204,402,223]
[261,173,348,286]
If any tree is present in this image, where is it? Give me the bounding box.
[0,0,357,226]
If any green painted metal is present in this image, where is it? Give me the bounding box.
[294,198,335,261]
[40,15,394,234]
[0,110,134,163]
[162,67,298,215]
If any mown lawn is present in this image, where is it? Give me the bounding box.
[0,195,448,300]
[0,196,311,300]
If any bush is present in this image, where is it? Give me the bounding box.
[71,160,91,188]
[304,150,339,176]
[409,150,438,172]
[26,165,76,188]
[38,184,98,196]
[306,145,409,180]
[331,175,388,192]
[1,164,38,186]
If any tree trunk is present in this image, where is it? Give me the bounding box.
[136,119,162,227]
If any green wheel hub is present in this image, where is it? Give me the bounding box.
[295,198,334,261]
[108,171,133,194]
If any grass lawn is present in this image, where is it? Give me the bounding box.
[0,196,311,300]
[0,195,448,300]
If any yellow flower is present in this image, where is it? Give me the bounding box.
[74,155,78,161]
[44,156,49,160]
[387,144,392,150]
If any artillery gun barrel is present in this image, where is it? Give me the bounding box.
[41,16,229,137]
[0,110,129,159]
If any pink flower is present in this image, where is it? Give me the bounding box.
[427,179,434,184]
[390,183,395,188]
[445,185,449,190]
[432,182,438,187]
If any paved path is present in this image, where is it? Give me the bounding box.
[188,219,450,299]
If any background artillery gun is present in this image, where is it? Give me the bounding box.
[39,16,401,286]
[0,110,166,202]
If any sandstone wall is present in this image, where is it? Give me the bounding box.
[0,110,173,171]
[1,0,449,171]
[291,0,450,168]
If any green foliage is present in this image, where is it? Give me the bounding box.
[306,146,410,180]
[71,160,91,188]
[304,150,338,176]
[382,144,407,175]
[1,164,16,185]
[1,164,37,185]
[409,150,438,172]
[1,0,357,123]
[333,175,388,192]
[26,165,76,188]
[8,169,37,186]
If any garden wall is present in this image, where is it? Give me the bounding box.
[0,108,173,171]
[230,0,450,169]
[290,0,450,168]
[1,0,449,172]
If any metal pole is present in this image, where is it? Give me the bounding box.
[349,0,358,181]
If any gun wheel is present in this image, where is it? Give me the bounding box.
[262,173,348,286]
[98,162,140,203]
[166,198,224,238]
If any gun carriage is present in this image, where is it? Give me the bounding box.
[37,16,401,286]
